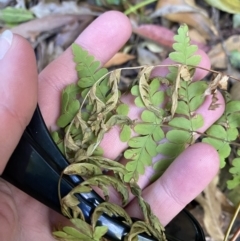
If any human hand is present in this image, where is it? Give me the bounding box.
[0,11,224,241]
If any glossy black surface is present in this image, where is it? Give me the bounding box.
[2,107,205,241]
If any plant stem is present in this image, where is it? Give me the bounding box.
[124,0,157,15]
[224,202,240,241]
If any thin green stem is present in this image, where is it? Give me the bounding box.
[124,0,157,15]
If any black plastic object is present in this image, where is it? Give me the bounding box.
[2,106,206,241]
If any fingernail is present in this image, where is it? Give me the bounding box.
[0,30,13,60]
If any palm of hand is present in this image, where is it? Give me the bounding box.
[0,11,222,241]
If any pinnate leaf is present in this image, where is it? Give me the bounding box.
[227,157,240,189]
[72,43,108,89]
[70,218,92,237]
[57,101,80,128]
[169,24,201,66]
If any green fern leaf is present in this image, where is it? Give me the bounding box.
[53,218,107,241]
[53,224,93,241]
[169,24,201,65]
[202,135,231,168]
[227,157,240,189]
[154,73,205,177]
[93,226,108,240]
[124,110,164,182]
[203,100,240,169]
[116,103,129,116]
[51,131,64,154]
[56,84,81,128]
[72,43,108,89]
[120,124,131,142]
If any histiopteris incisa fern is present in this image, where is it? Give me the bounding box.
[51,23,240,241]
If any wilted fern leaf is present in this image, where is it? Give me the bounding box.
[63,163,103,177]
[92,202,132,229]
[53,218,107,241]
[169,24,201,66]
[131,76,165,118]
[130,182,166,241]
[81,175,129,206]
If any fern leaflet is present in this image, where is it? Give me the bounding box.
[169,24,201,66]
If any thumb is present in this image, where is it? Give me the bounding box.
[0,30,38,173]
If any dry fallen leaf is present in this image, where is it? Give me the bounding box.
[155,0,217,39]
[30,1,100,18]
[55,16,93,48]
[205,0,240,14]
[196,176,225,241]
[189,28,207,45]
[11,14,82,40]
[104,52,135,68]
[208,35,240,69]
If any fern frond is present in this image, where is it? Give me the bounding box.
[227,156,240,189]
[124,110,164,182]
[203,100,240,168]
[72,43,108,89]
[169,24,201,66]
[154,75,206,176]
[53,218,107,241]
[131,74,166,118]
